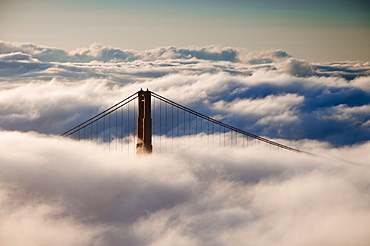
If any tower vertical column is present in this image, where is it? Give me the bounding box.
[136,89,152,154]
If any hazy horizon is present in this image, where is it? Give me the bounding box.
[1,0,369,62]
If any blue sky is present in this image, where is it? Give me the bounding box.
[1,0,369,61]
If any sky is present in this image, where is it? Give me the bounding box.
[1,1,370,245]
[1,0,369,62]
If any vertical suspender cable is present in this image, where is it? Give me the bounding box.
[96,121,98,144]
[172,104,174,152]
[177,106,179,150]
[208,120,210,144]
[127,103,130,154]
[195,116,197,146]
[165,102,167,147]
[134,98,136,156]
[212,121,214,146]
[160,100,162,153]
[103,116,105,147]
[200,118,202,144]
[188,112,190,145]
[121,106,123,154]
[230,130,232,148]
[219,124,221,146]
[107,114,109,150]
[153,97,155,152]
[116,107,118,152]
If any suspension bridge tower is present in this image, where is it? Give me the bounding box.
[136,89,153,153]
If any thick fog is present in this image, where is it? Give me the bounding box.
[0,41,369,245]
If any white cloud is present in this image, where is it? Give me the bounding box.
[212,93,304,117]
[351,76,370,91]
[0,52,38,62]
[0,40,370,245]
[277,58,314,77]
[0,67,369,145]
[0,131,369,246]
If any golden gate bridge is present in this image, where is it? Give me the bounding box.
[60,89,303,155]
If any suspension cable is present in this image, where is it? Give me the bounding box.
[60,92,138,137]
[151,92,302,153]
[61,95,138,137]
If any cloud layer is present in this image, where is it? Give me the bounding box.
[0,41,370,245]
[0,41,290,63]
[1,41,369,82]
[1,70,369,146]
[0,131,369,246]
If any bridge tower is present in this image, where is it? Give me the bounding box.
[136,89,153,154]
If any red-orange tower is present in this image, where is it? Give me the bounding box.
[136,89,152,154]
